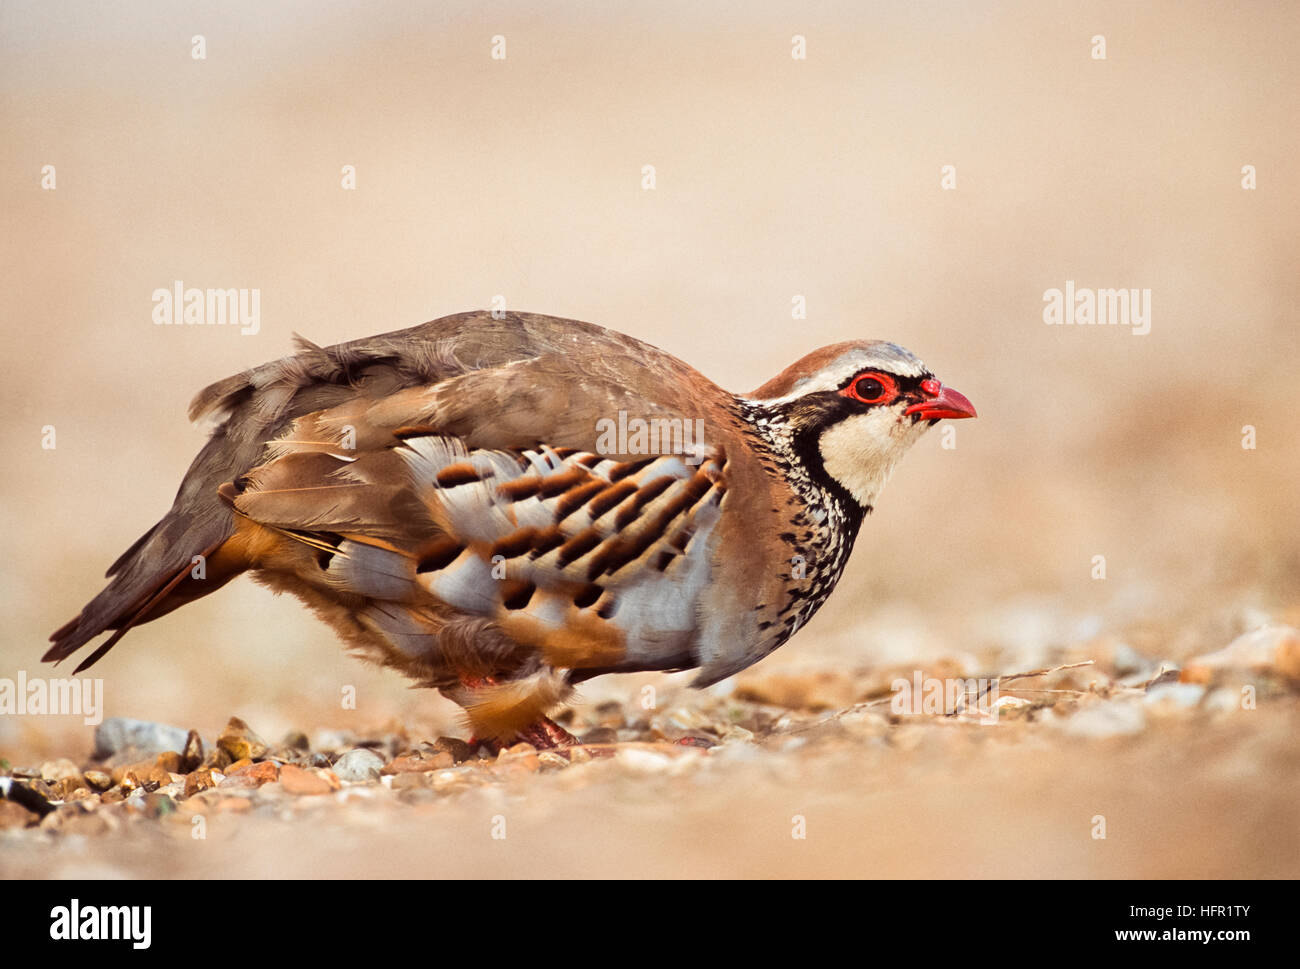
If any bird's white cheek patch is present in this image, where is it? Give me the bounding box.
[818,408,930,507]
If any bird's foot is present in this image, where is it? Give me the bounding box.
[515,715,582,749]
[469,714,584,757]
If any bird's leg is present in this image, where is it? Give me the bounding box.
[514,715,582,749]
[459,674,582,752]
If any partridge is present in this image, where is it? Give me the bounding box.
[46,311,975,746]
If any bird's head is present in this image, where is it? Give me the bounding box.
[744,340,976,509]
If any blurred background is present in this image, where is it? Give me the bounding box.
[2,1,1298,877]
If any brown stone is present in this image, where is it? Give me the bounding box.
[432,736,475,763]
[181,729,204,772]
[219,761,280,789]
[279,764,338,796]
[83,770,113,790]
[202,745,233,770]
[216,717,269,762]
[51,778,88,801]
[155,751,183,774]
[183,768,219,798]
[0,800,38,829]
[113,760,171,790]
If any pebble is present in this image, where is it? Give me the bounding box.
[430,769,474,793]
[1183,625,1300,687]
[216,717,269,762]
[390,771,431,790]
[566,745,593,764]
[92,717,190,761]
[113,760,171,790]
[39,759,84,786]
[0,800,38,829]
[183,769,219,798]
[382,752,454,775]
[1055,700,1146,738]
[220,761,280,788]
[431,736,475,764]
[181,730,204,772]
[49,777,87,801]
[657,706,717,732]
[332,748,386,783]
[83,770,113,791]
[492,752,540,775]
[310,729,354,754]
[278,764,339,796]
[201,746,233,771]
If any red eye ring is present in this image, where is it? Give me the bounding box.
[841,371,898,405]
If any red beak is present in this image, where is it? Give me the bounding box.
[904,383,977,421]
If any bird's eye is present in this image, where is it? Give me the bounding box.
[854,377,884,400]
[841,372,897,405]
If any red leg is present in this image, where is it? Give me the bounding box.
[458,674,581,751]
[514,715,581,749]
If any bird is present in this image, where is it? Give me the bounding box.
[46,310,975,748]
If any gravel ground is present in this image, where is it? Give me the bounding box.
[4,622,1297,879]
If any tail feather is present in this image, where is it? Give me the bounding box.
[49,536,225,673]
[45,430,249,670]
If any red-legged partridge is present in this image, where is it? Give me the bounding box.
[47,311,976,746]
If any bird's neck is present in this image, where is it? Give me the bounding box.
[734,396,865,637]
